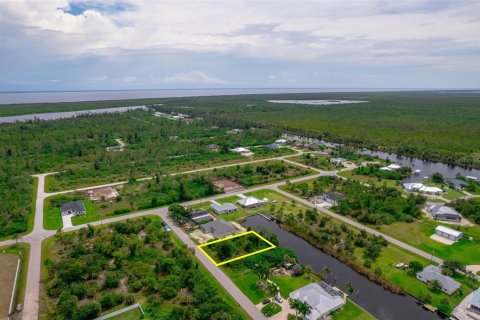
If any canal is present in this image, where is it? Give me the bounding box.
[243,215,444,320]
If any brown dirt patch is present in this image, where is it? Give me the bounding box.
[212,179,246,193]
[86,187,119,201]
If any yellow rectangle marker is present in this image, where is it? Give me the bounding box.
[197,230,276,266]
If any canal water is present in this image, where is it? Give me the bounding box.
[0,105,146,123]
[243,215,443,320]
[360,149,480,183]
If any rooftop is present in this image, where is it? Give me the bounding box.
[416,265,461,295]
[200,220,236,238]
[435,225,463,237]
[211,202,237,212]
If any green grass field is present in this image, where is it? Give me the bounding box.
[332,300,375,320]
[338,169,400,189]
[442,189,465,201]
[376,219,480,265]
[261,302,282,317]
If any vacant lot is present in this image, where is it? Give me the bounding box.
[0,253,19,318]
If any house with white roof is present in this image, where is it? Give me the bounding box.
[237,196,267,209]
[275,139,287,144]
[403,183,443,195]
[380,163,402,171]
[210,202,237,215]
[416,265,461,295]
[289,282,346,319]
[469,288,480,313]
[230,147,254,156]
[434,225,463,242]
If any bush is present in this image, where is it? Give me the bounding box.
[100,292,124,310]
[76,302,101,320]
[113,208,131,215]
[104,272,120,289]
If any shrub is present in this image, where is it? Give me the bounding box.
[76,302,101,320]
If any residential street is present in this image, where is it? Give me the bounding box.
[0,154,447,320]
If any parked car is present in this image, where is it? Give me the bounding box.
[262,299,271,305]
[274,296,283,303]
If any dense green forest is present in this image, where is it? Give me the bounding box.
[41,216,246,320]
[153,92,480,169]
[286,176,426,224]
[452,198,480,225]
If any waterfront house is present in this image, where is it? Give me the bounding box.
[403,183,443,195]
[447,179,468,191]
[210,202,238,215]
[427,205,462,222]
[416,265,461,295]
[469,288,480,313]
[434,225,463,242]
[60,201,86,216]
[380,163,402,171]
[289,282,346,319]
[200,220,236,238]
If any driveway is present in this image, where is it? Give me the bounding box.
[61,214,73,229]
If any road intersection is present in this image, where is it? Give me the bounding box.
[0,152,448,320]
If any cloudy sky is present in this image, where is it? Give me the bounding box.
[1,0,479,91]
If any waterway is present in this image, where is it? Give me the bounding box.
[243,215,443,320]
[0,105,146,123]
[359,149,480,182]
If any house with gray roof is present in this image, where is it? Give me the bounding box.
[447,179,468,190]
[469,288,480,313]
[416,265,461,295]
[190,210,214,224]
[60,201,86,216]
[319,192,346,205]
[210,202,237,215]
[289,282,345,320]
[200,220,237,238]
[427,205,462,222]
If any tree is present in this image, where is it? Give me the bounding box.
[304,265,313,280]
[429,279,442,292]
[432,172,444,184]
[168,203,190,224]
[298,300,313,318]
[56,292,78,319]
[438,298,450,313]
[289,299,302,317]
[76,302,101,320]
[443,260,465,276]
[322,265,332,279]
[408,260,423,275]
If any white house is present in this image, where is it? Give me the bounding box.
[330,158,346,165]
[434,225,463,242]
[403,183,443,195]
[289,282,346,319]
[210,202,238,215]
[237,196,267,209]
[230,147,254,156]
[380,163,402,171]
[275,139,287,144]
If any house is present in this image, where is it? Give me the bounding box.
[190,210,214,224]
[289,282,346,320]
[275,139,287,145]
[208,144,220,151]
[319,192,346,205]
[106,145,123,152]
[200,219,236,238]
[210,202,237,215]
[434,225,463,242]
[469,288,480,313]
[380,163,402,171]
[447,179,468,190]
[237,196,267,209]
[403,183,443,195]
[230,147,254,156]
[330,158,346,165]
[427,205,462,222]
[60,201,86,216]
[416,265,461,295]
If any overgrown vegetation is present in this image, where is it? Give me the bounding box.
[41,216,246,320]
[451,198,480,225]
[285,176,426,224]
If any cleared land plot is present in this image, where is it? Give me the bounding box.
[0,254,18,318]
[212,178,246,193]
[332,300,375,320]
[338,169,400,189]
[86,186,119,201]
[198,231,276,266]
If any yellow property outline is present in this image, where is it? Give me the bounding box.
[198,230,276,266]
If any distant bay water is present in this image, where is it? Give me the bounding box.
[0,88,438,105]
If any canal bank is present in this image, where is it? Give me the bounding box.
[243,215,444,320]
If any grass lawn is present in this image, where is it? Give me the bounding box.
[442,189,465,201]
[0,243,30,317]
[332,300,375,320]
[362,241,477,314]
[223,268,317,304]
[337,170,400,189]
[287,154,338,171]
[261,302,282,317]
[376,219,480,265]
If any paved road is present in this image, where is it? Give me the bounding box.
[0,153,450,320]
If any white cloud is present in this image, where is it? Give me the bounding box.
[162,70,227,84]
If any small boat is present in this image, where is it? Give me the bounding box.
[466,176,478,181]
[413,169,421,175]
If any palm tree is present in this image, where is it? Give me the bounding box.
[322,265,332,279]
[298,300,313,318]
[429,279,442,292]
[304,265,313,280]
[289,299,302,317]
[267,282,279,298]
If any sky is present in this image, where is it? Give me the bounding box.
[0,0,479,91]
